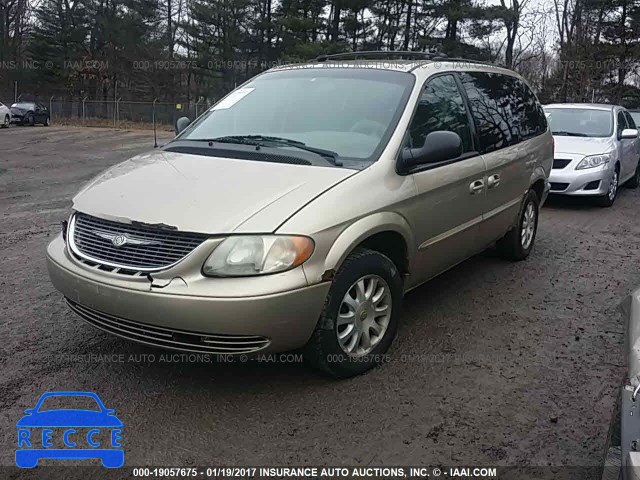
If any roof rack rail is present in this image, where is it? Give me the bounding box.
[312,51,448,62]
[438,57,501,68]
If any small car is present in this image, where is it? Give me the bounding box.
[15,391,123,468]
[46,51,552,377]
[544,103,640,206]
[0,102,11,128]
[10,101,51,126]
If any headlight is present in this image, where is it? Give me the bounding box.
[202,235,314,277]
[576,153,612,170]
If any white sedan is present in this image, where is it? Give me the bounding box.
[0,102,11,128]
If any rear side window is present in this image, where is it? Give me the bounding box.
[517,79,547,139]
[408,74,473,153]
[459,72,545,154]
[460,72,517,153]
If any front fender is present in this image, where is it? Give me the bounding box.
[303,212,415,285]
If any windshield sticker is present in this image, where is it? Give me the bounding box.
[211,87,255,111]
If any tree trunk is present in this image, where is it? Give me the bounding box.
[403,0,412,50]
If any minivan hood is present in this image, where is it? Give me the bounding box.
[553,135,614,156]
[73,150,356,234]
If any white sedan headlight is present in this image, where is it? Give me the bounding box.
[203,235,314,277]
[576,153,612,170]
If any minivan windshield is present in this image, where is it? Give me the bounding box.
[177,68,414,164]
[544,107,613,138]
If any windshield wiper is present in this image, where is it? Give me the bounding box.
[202,135,343,166]
[552,131,590,137]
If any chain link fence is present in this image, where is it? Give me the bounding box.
[48,99,211,130]
[0,90,213,131]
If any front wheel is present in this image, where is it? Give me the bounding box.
[597,169,619,207]
[27,113,35,126]
[496,189,539,261]
[1,115,9,128]
[304,247,403,378]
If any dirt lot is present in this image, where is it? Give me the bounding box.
[1,125,639,479]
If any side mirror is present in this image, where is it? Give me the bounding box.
[400,131,463,171]
[621,128,638,139]
[175,116,192,135]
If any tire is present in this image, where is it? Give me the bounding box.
[27,113,35,126]
[627,162,640,189]
[496,189,539,261]
[1,115,9,128]
[44,116,50,126]
[597,168,619,207]
[303,247,403,378]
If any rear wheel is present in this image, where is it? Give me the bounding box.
[44,116,50,127]
[597,168,619,207]
[304,247,403,378]
[496,189,539,261]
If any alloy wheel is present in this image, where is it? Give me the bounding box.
[336,274,392,356]
[520,201,536,250]
[608,171,618,201]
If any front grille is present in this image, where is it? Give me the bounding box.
[550,182,569,191]
[66,299,271,354]
[70,213,208,271]
[553,159,571,169]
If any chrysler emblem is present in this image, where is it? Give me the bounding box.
[92,229,160,247]
[112,234,127,247]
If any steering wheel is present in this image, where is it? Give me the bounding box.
[349,119,386,138]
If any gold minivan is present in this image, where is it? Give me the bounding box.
[46,53,552,377]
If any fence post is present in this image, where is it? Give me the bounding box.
[153,98,158,148]
[195,101,200,118]
[115,97,122,127]
[49,96,54,122]
[14,81,17,103]
[82,96,87,125]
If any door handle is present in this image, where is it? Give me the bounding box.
[469,179,485,194]
[487,174,501,189]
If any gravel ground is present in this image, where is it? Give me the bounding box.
[1,125,639,479]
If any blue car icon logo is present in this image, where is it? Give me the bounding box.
[16,391,123,468]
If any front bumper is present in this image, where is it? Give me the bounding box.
[10,115,23,124]
[548,164,612,196]
[46,234,330,354]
